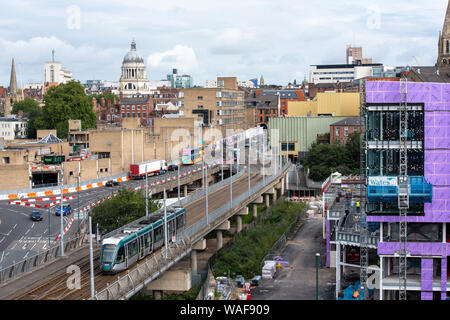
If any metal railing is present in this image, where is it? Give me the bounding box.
[93,161,292,300]
[0,195,105,285]
[0,224,89,285]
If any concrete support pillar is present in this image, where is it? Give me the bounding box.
[273,189,278,202]
[281,177,285,195]
[265,194,270,207]
[236,215,242,233]
[154,290,163,299]
[216,230,223,250]
[253,204,258,218]
[191,250,197,275]
[184,185,188,197]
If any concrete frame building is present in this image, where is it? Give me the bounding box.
[178,77,247,134]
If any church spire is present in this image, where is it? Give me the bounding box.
[9,58,18,95]
[443,0,450,35]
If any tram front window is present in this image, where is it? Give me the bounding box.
[101,244,116,263]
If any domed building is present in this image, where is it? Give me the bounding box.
[119,40,151,95]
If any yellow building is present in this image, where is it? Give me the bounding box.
[287,92,360,117]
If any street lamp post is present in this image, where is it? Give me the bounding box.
[163,188,168,258]
[89,216,95,299]
[206,165,209,225]
[48,207,50,247]
[59,168,64,256]
[316,253,320,300]
[177,158,180,205]
[145,165,148,218]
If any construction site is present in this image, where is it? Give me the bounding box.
[324,79,450,300]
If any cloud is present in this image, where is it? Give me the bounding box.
[148,45,199,74]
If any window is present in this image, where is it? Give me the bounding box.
[127,105,130,110]
[198,105,203,109]
[121,105,125,110]
[137,112,140,118]
[142,105,146,110]
[116,247,125,264]
[336,127,340,137]
[132,105,135,110]
[344,127,349,137]
[110,108,114,113]
[197,96,203,100]
[354,126,358,133]
[132,113,135,118]
[143,112,146,118]
[128,240,138,257]
[2,157,9,164]
[179,92,184,98]
[122,112,125,118]
[127,112,130,118]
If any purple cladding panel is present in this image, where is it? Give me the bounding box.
[421,259,434,293]
[377,242,450,257]
[441,258,447,298]
[421,291,433,300]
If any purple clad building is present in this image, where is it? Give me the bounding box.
[364,80,449,300]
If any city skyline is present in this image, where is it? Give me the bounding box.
[0,0,448,87]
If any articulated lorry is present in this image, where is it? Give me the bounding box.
[130,160,167,179]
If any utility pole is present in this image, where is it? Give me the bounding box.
[206,165,209,225]
[59,165,64,256]
[230,162,233,208]
[177,157,180,205]
[89,216,95,299]
[145,165,148,217]
[163,188,168,258]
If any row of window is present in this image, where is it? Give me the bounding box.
[313,71,354,75]
[121,112,147,118]
[121,105,147,111]
[335,126,359,137]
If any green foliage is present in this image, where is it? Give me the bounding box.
[91,188,160,234]
[39,81,97,139]
[130,285,201,300]
[91,92,119,104]
[212,201,306,279]
[302,132,360,181]
[12,98,42,139]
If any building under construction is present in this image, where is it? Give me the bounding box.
[326,79,449,300]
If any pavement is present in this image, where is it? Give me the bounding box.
[252,213,335,300]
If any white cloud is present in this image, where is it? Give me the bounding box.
[148,45,199,74]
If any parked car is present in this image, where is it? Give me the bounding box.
[235,275,245,288]
[105,180,119,187]
[30,211,43,221]
[167,164,179,171]
[55,204,72,216]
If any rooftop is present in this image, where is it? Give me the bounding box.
[331,117,361,127]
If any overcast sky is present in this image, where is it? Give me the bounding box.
[0,0,448,87]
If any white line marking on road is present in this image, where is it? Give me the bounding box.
[25,229,30,235]
[31,223,35,229]
[13,224,17,229]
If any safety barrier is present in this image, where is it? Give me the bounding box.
[0,227,89,285]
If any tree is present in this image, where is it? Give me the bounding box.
[302,133,360,182]
[12,98,42,139]
[91,188,160,234]
[91,92,119,104]
[40,81,97,139]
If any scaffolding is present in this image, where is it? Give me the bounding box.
[359,79,369,299]
[397,77,409,300]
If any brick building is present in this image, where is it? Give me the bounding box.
[329,117,361,145]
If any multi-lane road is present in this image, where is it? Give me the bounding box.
[0,163,211,269]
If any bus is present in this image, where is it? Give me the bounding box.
[181,146,204,165]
